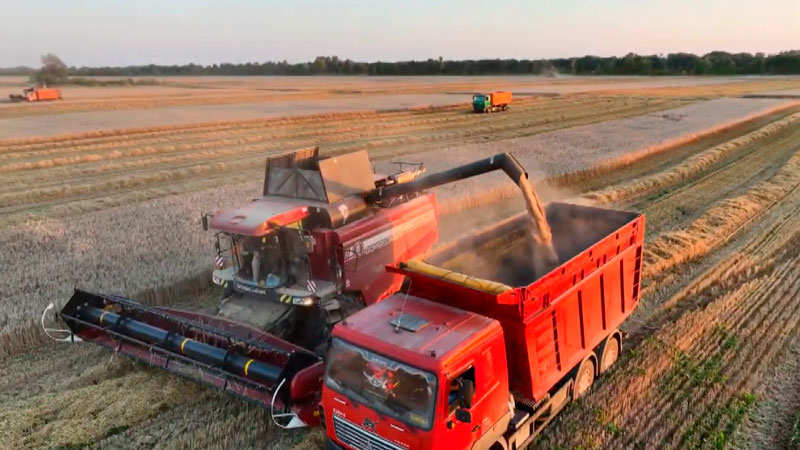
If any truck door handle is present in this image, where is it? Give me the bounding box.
[472,424,480,432]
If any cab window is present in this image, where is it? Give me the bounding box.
[448,366,476,412]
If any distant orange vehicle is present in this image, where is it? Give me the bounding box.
[9,86,62,102]
[472,90,512,113]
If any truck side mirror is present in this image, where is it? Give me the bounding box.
[458,379,475,409]
[214,240,221,253]
[455,408,472,424]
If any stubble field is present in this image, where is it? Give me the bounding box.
[2,76,800,449]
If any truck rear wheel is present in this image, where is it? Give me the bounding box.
[573,357,596,400]
[599,333,621,373]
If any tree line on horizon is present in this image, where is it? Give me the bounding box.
[3,51,800,79]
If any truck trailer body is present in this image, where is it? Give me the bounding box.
[9,86,62,102]
[322,203,645,450]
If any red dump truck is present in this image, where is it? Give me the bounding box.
[9,86,62,102]
[322,203,644,450]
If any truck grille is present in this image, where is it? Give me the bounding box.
[333,415,405,450]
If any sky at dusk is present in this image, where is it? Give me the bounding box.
[1,0,798,67]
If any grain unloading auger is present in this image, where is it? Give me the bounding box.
[53,150,559,429]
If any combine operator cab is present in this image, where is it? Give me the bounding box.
[202,147,436,348]
[208,202,324,306]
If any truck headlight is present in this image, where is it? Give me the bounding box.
[292,296,315,306]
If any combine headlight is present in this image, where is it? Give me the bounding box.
[212,274,223,286]
[292,296,315,306]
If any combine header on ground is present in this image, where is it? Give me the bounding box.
[59,290,322,427]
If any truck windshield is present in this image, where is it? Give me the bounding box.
[325,338,437,430]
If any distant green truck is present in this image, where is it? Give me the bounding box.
[472,91,512,113]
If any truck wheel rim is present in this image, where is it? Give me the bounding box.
[602,340,619,371]
[576,363,594,398]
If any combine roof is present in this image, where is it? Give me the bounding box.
[209,197,320,236]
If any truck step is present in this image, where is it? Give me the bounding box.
[510,410,531,431]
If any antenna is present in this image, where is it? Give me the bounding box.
[394,278,412,334]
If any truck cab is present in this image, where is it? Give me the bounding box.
[472,94,491,112]
[322,294,510,450]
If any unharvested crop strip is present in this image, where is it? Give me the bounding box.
[586,113,800,205]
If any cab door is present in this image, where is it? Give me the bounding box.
[438,331,509,450]
[440,364,479,449]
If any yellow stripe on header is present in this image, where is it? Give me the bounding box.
[99,311,109,325]
[180,338,189,353]
[244,359,255,377]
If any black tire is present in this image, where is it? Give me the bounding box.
[300,306,330,351]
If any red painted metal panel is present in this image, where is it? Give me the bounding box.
[387,205,646,402]
[337,194,438,304]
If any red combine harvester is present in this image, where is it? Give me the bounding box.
[56,152,644,443]
[199,147,438,349]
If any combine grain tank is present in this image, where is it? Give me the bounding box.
[321,203,644,450]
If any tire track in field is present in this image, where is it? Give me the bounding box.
[733,336,800,449]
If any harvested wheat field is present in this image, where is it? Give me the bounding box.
[2,75,799,140]
[2,77,800,450]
